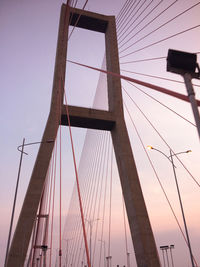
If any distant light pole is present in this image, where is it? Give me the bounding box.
[41,245,48,267]
[160,246,169,267]
[98,239,106,267]
[4,138,54,267]
[169,244,175,267]
[36,257,40,267]
[85,218,99,264]
[148,146,195,267]
[106,255,112,267]
[126,252,130,267]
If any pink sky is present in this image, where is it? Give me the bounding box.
[1,0,200,266]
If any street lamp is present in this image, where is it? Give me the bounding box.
[106,255,112,267]
[148,146,195,267]
[85,218,99,265]
[4,138,54,267]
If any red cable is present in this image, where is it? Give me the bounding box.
[49,139,58,267]
[68,0,89,40]
[64,90,91,267]
[67,59,200,106]
[121,69,200,88]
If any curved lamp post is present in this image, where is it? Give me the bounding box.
[4,138,54,267]
[147,146,194,267]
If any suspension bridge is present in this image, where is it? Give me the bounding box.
[1,0,200,266]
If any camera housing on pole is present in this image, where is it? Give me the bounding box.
[167,49,200,78]
[167,49,200,141]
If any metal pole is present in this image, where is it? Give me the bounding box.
[36,257,40,267]
[165,248,170,267]
[127,252,130,267]
[169,245,175,267]
[170,149,195,267]
[4,138,25,267]
[161,249,166,267]
[183,73,200,140]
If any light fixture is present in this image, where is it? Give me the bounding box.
[167,49,199,78]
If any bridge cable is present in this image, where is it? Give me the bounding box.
[76,131,103,266]
[123,87,200,189]
[68,0,89,41]
[67,60,200,106]
[120,24,200,59]
[120,51,200,64]
[123,100,198,266]
[118,0,177,47]
[98,135,111,267]
[121,69,200,88]
[49,138,58,267]
[117,0,155,42]
[120,56,166,64]
[116,0,137,31]
[107,147,113,261]
[120,1,200,54]
[92,132,107,266]
[116,0,132,24]
[124,80,196,127]
[118,0,164,44]
[117,0,149,37]
[122,195,129,267]
[63,89,91,267]
[71,131,102,266]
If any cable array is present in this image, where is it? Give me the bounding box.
[26,1,200,266]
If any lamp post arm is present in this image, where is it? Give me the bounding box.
[168,150,191,158]
[17,140,54,154]
[151,147,173,164]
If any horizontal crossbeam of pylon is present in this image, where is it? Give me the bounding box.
[61,105,115,130]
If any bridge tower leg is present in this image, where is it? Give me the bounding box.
[7,4,161,267]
